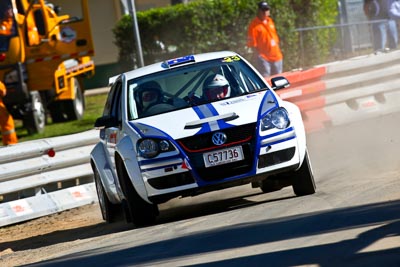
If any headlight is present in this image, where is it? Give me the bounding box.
[261,107,290,131]
[137,138,173,158]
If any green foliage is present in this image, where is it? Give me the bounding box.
[113,0,338,72]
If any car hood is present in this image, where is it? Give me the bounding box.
[129,90,279,140]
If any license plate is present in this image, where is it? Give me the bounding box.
[203,146,244,168]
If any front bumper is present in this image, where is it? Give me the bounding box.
[140,124,302,203]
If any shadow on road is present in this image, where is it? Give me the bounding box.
[0,190,291,252]
[30,199,400,267]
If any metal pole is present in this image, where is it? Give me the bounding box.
[127,0,144,67]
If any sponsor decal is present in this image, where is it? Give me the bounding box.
[11,199,33,216]
[68,187,90,200]
[222,56,241,63]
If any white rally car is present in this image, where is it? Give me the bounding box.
[90,51,316,226]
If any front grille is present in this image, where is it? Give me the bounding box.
[177,124,257,181]
[178,123,256,152]
[258,147,296,168]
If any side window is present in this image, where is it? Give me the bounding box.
[103,81,122,118]
[111,82,122,123]
[102,84,117,116]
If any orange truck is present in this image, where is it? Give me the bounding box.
[0,0,94,134]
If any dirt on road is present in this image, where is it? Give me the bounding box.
[0,203,129,266]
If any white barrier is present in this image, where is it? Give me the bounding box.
[1,50,400,227]
[320,50,400,128]
[0,184,96,227]
[0,130,99,227]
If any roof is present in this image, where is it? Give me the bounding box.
[119,51,239,82]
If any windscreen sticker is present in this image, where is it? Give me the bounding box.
[222,56,241,63]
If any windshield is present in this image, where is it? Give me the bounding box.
[127,57,267,120]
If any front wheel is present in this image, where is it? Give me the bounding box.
[93,166,123,223]
[63,77,85,121]
[116,156,158,227]
[49,77,85,122]
[292,151,316,196]
[23,91,46,135]
[260,177,284,193]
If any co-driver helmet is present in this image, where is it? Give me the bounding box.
[203,74,231,101]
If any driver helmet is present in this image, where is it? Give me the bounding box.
[203,74,231,101]
[137,81,162,110]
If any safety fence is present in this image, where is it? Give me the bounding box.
[294,19,386,68]
[1,49,400,227]
[0,130,99,227]
[275,49,400,133]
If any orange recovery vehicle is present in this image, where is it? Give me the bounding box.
[0,0,94,134]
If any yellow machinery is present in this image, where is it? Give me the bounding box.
[0,0,94,134]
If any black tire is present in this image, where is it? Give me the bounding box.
[93,167,123,223]
[259,173,292,193]
[63,77,85,121]
[23,91,46,135]
[260,178,284,193]
[48,103,66,123]
[292,151,316,196]
[116,156,158,227]
[49,77,85,122]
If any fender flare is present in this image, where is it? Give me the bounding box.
[90,142,122,204]
[115,136,151,204]
[283,100,307,167]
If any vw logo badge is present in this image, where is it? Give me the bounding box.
[212,132,227,146]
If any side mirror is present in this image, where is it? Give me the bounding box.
[270,76,290,90]
[94,115,119,129]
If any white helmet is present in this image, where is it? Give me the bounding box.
[203,74,231,101]
[137,81,162,110]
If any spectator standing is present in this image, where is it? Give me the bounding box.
[0,81,18,145]
[364,0,398,52]
[247,1,283,77]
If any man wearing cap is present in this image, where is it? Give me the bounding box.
[247,1,283,77]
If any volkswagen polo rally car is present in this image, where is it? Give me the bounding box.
[90,51,316,226]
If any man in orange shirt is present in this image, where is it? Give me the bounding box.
[0,81,18,145]
[247,2,283,78]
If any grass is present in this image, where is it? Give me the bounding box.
[13,93,108,143]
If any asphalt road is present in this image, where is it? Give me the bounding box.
[17,108,399,267]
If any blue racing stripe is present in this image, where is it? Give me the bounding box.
[193,104,236,135]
